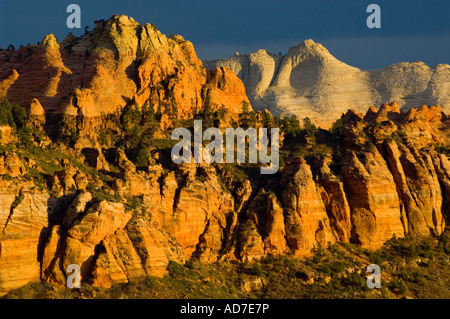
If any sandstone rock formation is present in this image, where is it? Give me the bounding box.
[339,103,447,247]
[0,15,249,143]
[281,158,335,255]
[0,176,50,295]
[204,40,450,128]
[0,103,449,295]
[314,157,352,243]
[0,14,449,297]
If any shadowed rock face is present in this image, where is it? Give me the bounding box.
[204,40,450,128]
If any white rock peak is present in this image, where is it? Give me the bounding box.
[204,39,450,128]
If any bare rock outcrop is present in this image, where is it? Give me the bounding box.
[340,104,447,247]
[281,158,335,256]
[0,181,50,296]
[341,151,406,249]
[42,199,132,284]
[314,158,352,243]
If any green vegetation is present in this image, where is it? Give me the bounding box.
[86,183,122,203]
[98,128,108,147]
[238,100,257,129]
[0,99,32,146]
[274,115,346,174]
[135,147,150,167]
[278,115,301,137]
[0,99,27,130]
[435,143,450,155]
[197,96,225,128]
[10,192,25,212]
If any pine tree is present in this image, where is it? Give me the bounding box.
[135,147,150,167]
[303,117,317,145]
[261,111,274,128]
[303,117,317,136]
[281,116,291,133]
[289,115,300,136]
[201,95,213,127]
[239,100,252,129]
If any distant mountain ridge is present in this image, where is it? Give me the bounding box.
[204,39,450,127]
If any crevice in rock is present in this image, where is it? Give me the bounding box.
[232,182,263,258]
[125,222,149,275]
[437,178,450,224]
[376,141,409,235]
[432,154,450,224]
[191,217,213,260]
[82,242,107,285]
[42,227,68,282]
[37,227,52,277]
[2,188,24,234]
[172,172,189,214]
[339,153,362,245]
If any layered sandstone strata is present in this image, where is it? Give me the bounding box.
[0,15,249,141]
[1,103,449,294]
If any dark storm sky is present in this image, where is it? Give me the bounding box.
[0,0,449,69]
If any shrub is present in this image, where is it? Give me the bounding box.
[390,278,406,294]
[363,140,376,152]
[330,119,343,141]
[0,99,28,130]
[253,263,263,276]
[265,254,274,264]
[344,271,365,287]
[98,129,108,146]
[380,281,389,298]
[122,104,142,133]
[408,244,418,258]
[69,128,79,146]
[435,143,450,155]
[167,261,189,278]
[144,276,157,289]
[135,147,150,167]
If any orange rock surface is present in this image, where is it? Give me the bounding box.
[0,13,449,296]
[0,15,248,125]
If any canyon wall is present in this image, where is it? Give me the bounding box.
[1,103,448,295]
